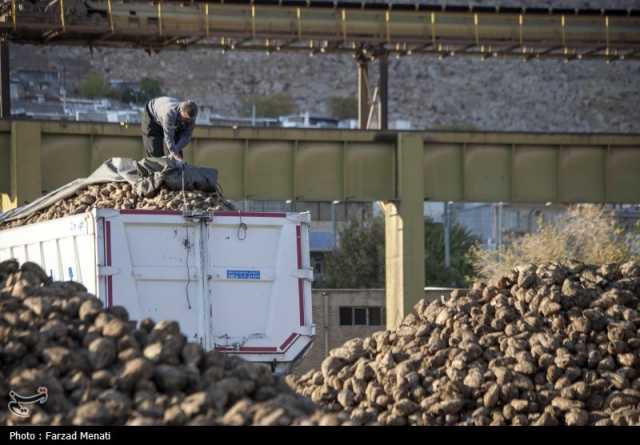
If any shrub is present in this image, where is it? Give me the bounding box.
[328,96,358,120]
[78,72,112,99]
[470,204,640,281]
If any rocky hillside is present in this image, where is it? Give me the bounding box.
[11,0,640,133]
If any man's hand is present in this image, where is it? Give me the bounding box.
[169,150,186,168]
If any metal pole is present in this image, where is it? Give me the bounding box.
[491,204,498,250]
[497,203,503,251]
[498,203,504,250]
[357,54,368,129]
[444,201,451,269]
[323,291,329,358]
[331,201,338,249]
[378,53,388,130]
[0,37,10,119]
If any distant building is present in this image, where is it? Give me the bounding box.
[192,105,226,126]
[208,114,279,127]
[271,113,412,130]
[13,99,65,120]
[338,119,358,129]
[11,68,64,100]
[614,205,640,230]
[10,79,23,101]
[105,109,144,124]
[109,79,140,95]
[391,119,413,130]
[451,203,565,249]
[279,113,340,128]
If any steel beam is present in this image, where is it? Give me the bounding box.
[384,133,425,329]
[356,53,368,130]
[2,121,41,209]
[1,120,638,207]
[378,53,388,131]
[4,2,640,61]
[0,37,9,119]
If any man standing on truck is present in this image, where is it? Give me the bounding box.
[142,97,198,160]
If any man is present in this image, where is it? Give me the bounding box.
[142,96,198,160]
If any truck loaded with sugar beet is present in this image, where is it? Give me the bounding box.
[0,158,316,374]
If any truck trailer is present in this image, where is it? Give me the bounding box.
[0,208,315,373]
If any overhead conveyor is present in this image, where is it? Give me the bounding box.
[2,0,639,61]
[3,1,638,124]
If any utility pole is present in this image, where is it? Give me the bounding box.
[331,200,339,249]
[444,202,451,269]
[497,202,504,252]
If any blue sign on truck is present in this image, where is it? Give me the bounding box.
[227,270,261,280]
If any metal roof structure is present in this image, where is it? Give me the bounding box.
[1,0,639,61]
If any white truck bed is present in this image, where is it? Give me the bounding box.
[0,208,315,369]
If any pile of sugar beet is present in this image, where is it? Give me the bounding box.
[0,182,234,230]
[0,260,318,426]
[291,261,640,426]
[3,258,640,426]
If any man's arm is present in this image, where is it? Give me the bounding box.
[159,109,179,154]
[174,123,194,153]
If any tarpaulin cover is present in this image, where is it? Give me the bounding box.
[0,157,218,223]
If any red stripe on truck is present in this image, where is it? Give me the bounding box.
[105,221,113,309]
[105,221,112,265]
[215,346,278,353]
[120,209,181,215]
[298,280,304,326]
[296,225,304,326]
[296,225,302,269]
[280,333,298,351]
[107,277,113,309]
[214,333,300,355]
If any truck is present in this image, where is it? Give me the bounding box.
[0,208,315,373]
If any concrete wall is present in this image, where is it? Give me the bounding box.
[292,287,461,374]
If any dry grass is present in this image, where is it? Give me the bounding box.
[470,204,640,281]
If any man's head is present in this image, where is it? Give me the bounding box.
[179,100,198,123]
